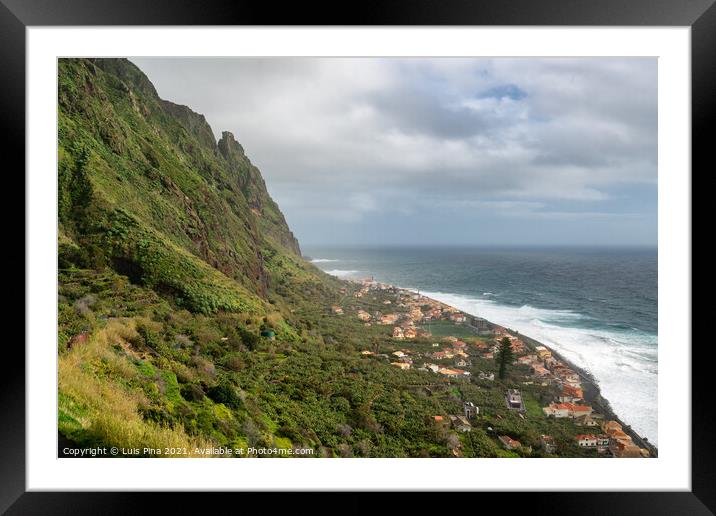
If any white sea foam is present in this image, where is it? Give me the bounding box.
[325,269,361,278]
[311,258,341,263]
[422,290,658,444]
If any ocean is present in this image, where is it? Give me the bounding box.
[304,245,658,444]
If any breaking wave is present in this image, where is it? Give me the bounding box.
[421,290,658,444]
[325,269,361,278]
[311,258,341,263]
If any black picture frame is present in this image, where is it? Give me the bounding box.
[3,0,712,513]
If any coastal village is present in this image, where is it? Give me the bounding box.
[330,277,653,458]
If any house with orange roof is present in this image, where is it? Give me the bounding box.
[602,420,623,434]
[517,355,537,365]
[531,364,550,378]
[610,440,643,458]
[543,402,592,419]
[559,384,584,403]
[438,368,469,378]
[499,435,521,450]
[571,404,593,417]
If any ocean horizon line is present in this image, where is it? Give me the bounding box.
[302,243,658,252]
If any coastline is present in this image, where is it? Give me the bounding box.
[417,286,658,457]
[347,276,658,457]
[505,327,658,457]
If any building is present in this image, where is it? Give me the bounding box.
[540,435,556,454]
[356,310,371,322]
[602,420,623,434]
[392,327,404,340]
[574,413,600,427]
[542,403,572,418]
[331,306,344,315]
[558,384,584,403]
[404,328,417,339]
[438,368,469,379]
[409,307,423,320]
[390,362,411,370]
[543,402,593,419]
[572,405,593,418]
[450,313,467,323]
[506,389,525,411]
[576,434,598,448]
[531,364,551,378]
[610,440,643,458]
[425,363,440,373]
[449,415,472,432]
[517,355,538,366]
[596,435,610,453]
[463,401,479,419]
[535,345,552,360]
[499,435,521,450]
[380,313,400,325]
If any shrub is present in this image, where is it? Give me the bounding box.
[206,379,242,409]
[180,383,205,402]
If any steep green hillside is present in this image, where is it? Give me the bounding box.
[57,59,600,458]
[58,58,304,313]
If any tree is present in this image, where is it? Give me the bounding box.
[497,336,514,380]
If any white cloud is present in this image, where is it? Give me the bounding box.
[130,57,657,245]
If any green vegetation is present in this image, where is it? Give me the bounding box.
[420,320,477,338]
[497,336,514,380]
[57,58,601,458]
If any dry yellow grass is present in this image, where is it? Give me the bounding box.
[59,319,216,457]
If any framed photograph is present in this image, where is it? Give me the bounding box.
[5,0,712,512]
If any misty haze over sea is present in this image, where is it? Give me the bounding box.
[306,245,658,444]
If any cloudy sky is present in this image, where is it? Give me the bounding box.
[131,57,657,247]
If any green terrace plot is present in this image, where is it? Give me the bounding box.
[421,320,479,338]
